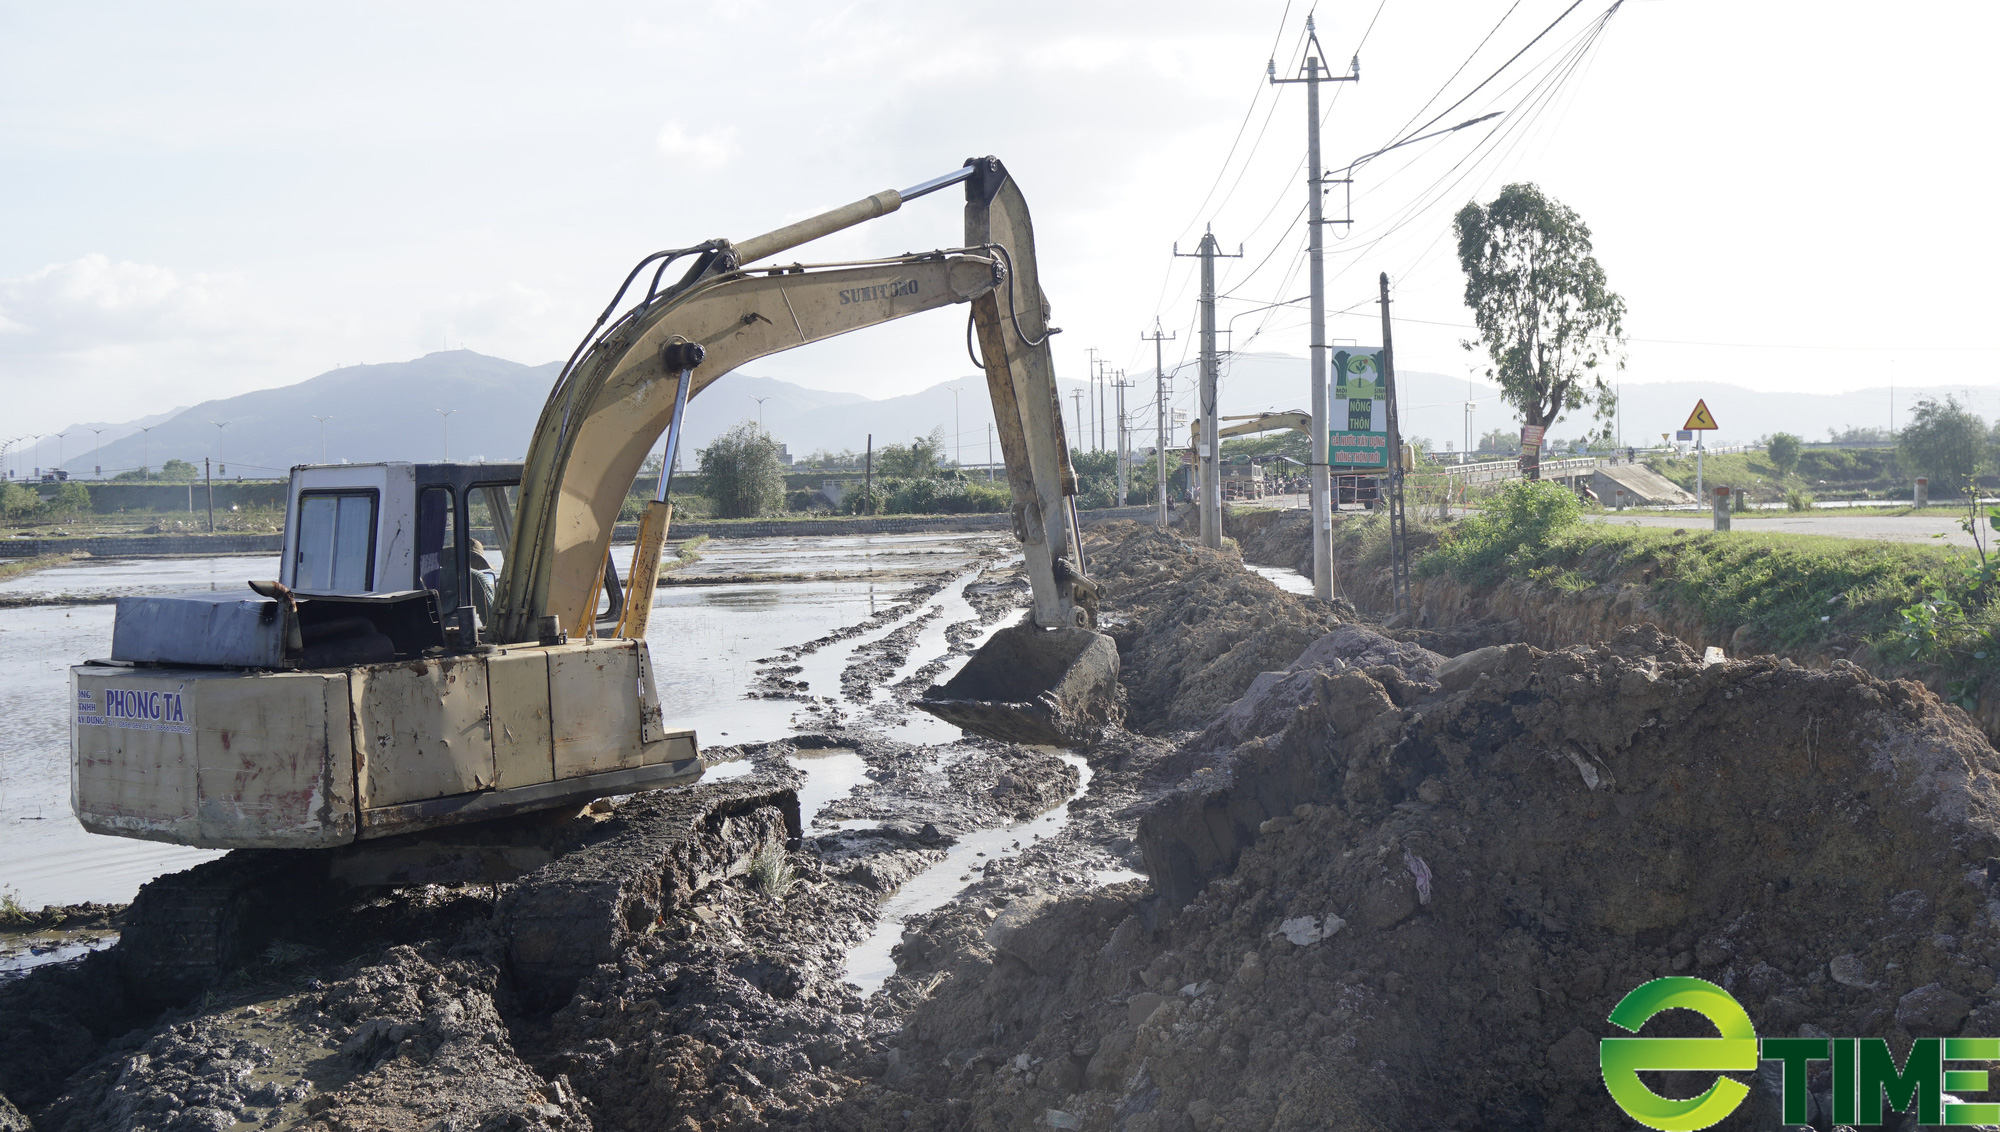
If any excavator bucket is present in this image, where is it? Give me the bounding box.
[918,623,1121,747]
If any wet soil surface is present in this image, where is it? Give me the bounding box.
[14,524,2000,1130]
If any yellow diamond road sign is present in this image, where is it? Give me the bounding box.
[1683,399,1718,431]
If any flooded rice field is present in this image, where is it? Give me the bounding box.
[0,533,1015,909]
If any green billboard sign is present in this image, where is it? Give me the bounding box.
[1331,348,1388,470]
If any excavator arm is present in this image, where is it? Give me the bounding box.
[490,158,1116,745]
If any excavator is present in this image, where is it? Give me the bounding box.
[68,157,1120,999]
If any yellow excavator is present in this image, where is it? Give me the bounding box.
[69,157,1120,997]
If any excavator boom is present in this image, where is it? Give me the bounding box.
[492,156,1114,744]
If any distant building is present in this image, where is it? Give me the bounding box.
[777,443,793,466]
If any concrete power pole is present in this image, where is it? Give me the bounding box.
[1069,388,1085,455]
[1195,232,1225,547]
[1142,321,1177,530]
[1098,359,1109,454]
[1084,348,1100,454]
[1272,16,1359,600]
[1114,373,1134,507]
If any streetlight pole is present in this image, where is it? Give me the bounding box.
[55,432,68,472]
[947,385,963,469]
[750,396,770,431]
[209,421,229,476]
[139,426,154,477]
[434,409,456,461]
[312,415,332,463]
[88,428,106,475]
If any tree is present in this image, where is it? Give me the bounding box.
[0,482,38,521]
[697,421,785,518]
[158,459,199,481]
[1454,183,1627,479]
[1899,396,1986,487]
[1766,432,1804,476]
[48,481,90,518]
[877,428,948,479]
[1477,428,1520,455]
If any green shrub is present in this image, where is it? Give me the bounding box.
[1421,480,1582,582]
[1786,489,1815,512]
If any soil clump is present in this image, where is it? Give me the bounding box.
[1082,523,1346,733]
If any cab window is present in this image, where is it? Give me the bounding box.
[295,492,376,592]
[417,486,458,613]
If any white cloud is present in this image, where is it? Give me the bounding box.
[0,254,247,356]
[656,122,741,171]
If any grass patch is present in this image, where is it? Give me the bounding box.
[660,534,710,576]
[746,846,797,900]
[0,886,29,928]
[1412,481,2000,699]
[0,554,68,583]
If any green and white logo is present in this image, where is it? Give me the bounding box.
[1601,977,2000,1130]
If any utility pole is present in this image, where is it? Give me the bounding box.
[986,422,994,481]
[1272,16,1359,599]
[312,415,332,463]
[864,433,873,514]
[204,457,214,532]
[1098,359,1109,454]
[1381,273,1409,621]
[1142,320,1177,530]
[1084,348,1101,453]
[1069,388,1085,454]
[1113,373,1134,507]
[1175,229,1240,548]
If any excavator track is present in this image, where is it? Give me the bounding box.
[118,851,330,1008]
[111,780,800,1012]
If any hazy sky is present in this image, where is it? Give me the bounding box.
[5,0,1999,440]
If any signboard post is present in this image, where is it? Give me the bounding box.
[1683,399,1719,498]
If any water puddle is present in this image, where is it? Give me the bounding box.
[1248,564,1314,596]
[842,752,1092,996]
[0,928,120,979]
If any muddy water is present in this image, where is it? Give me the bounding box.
[842,752,1092,994]
[0,535,995,909]
[1247,563,1314,596]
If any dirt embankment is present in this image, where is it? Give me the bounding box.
[1081,523,1346,734]
[1244,509,2000,745]
[859,626,2000,1131]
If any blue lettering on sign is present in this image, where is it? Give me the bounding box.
[92,687,192,733]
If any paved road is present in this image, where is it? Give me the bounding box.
[1585,512,1990,549]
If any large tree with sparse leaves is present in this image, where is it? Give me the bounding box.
[697,420,785,518]
[1454,183,1627,478]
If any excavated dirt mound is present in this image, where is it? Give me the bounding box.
[1084,524,1346,734]
[854,625,2000,1131]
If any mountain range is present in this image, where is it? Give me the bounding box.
[18,349,1977,480]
